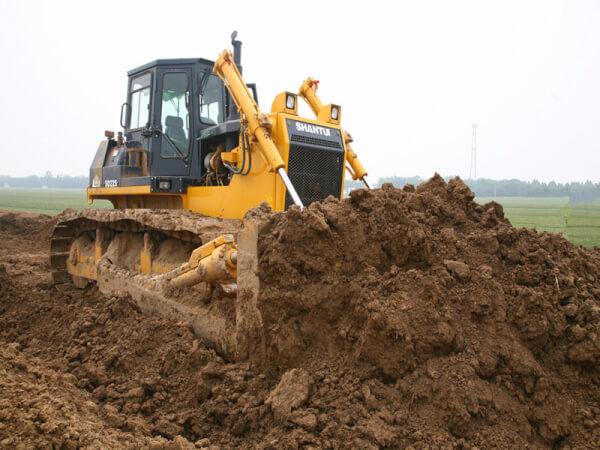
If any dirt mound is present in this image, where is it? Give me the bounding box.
[0,210,55,288]
[0,342,184,449]
[0,209,55,240]
[1,175,600,448]
[0,261,271,447]
[252,174,600,446]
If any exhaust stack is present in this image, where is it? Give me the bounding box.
[231,30,242,74]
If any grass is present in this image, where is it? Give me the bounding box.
[0,188,111,215]
[1,189,599,249]
[476,196,600,248]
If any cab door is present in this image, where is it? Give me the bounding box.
[126,71,153,152]
[151,68,193,176]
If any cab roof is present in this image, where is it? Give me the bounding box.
[127,58,215,76]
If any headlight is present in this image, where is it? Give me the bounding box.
[286,93,296,110]
[331,105,339,121]
[158,180,171,190]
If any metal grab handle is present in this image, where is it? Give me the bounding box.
[120,102,128,129]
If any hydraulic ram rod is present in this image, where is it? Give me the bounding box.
[213,50,304,209]
[278,168,304,209]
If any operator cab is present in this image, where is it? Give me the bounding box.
[91,45,257,193]
[123,57,230,180]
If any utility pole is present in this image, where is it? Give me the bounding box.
[469,123,477,180]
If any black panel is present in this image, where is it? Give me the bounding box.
[119,176,151,187]
[100,175,193,194]
[285,145,344,208]
[290,134,342,149]
[150,176,192,194]
[89,139,114,188]
[286,119,343,144]
[199,120,241,140]
[284,119,345,209]
[102,165,143,186]
[285,119,345,208]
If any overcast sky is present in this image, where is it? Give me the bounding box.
[1,0,598,183]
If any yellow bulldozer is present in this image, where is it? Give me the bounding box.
[50,32,369,359]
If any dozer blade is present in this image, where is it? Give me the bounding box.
[50,209,264,361]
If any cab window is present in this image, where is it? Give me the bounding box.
[199,72,224,125]
[160,72,190,158]
[129,73,151,130]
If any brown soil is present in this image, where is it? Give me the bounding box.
[2,175,600,448]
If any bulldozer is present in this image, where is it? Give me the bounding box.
[50,32,369,359]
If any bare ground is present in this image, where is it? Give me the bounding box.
[1,175,600,448]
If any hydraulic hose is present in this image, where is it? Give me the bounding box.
[224,125,251,176]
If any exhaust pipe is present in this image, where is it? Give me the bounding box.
[226,31,244,122]
[231,30,242,74]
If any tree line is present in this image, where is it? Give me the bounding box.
[2,173,598,204]
[345,176,600,204]
[0,172,87,189]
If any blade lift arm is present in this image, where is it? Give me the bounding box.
[165,235,237,293]
[213,50,304,209]
[298,78,370,189]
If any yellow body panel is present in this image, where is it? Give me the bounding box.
[88,185,151,196]
[86,49,353,218]
[88,113,347,219]
[88,186,186,210]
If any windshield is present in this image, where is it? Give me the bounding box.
[199,71,224,125]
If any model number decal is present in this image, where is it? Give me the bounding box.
[105,179,118,187]
[295,122,331,137]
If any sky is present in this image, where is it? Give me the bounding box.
[0,0,599,183]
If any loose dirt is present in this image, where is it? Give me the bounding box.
[1,175,600,448]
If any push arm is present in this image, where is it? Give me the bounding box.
[298,78,370,189]
[298,77,324,117]
[214,51,304,208]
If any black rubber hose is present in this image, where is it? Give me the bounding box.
[224,125,251,175]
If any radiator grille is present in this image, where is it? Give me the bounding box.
[285,142,344,209]
[290,134,342,149]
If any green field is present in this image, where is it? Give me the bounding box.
[0,188,111,215]
[477,196,600,248]
[1,189,599,248]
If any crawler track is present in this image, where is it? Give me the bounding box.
[49,208,247,356]
[50,208,241,284]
